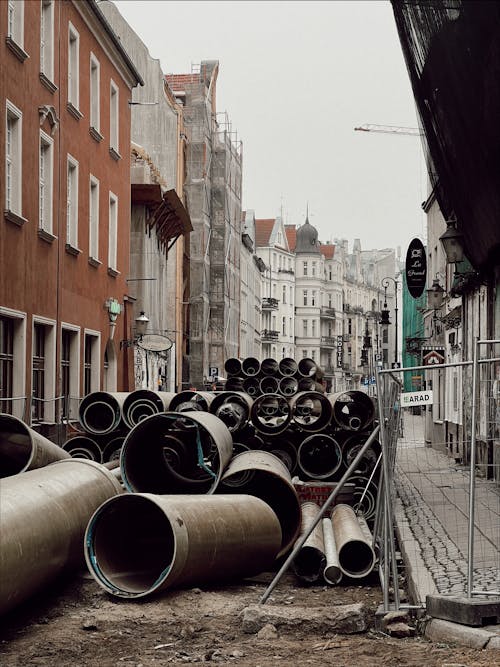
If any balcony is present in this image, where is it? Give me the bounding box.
[278,267,295,275]
[320,306,336,319]
[320,336,336,348]
[262,297,279,310]
[261,329,279,341]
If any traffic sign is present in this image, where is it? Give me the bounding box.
[391,362,401,369]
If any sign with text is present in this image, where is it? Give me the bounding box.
[405,238,427,298]
[401,390,433,407]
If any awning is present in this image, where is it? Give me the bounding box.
[146,189,193,252]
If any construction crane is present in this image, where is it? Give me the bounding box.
[354,124,422,137]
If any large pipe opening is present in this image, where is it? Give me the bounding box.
[297,434,342,480]
[79,392,125,434]
[250,394,291,435]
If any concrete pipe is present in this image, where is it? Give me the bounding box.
[289,391,333,432]
[0,458,122,615]
[322,518,342,585]
[224,357,242,377]
[242,357,261,377]
[84,493,282,599]
[0,413,70,478]
[218,450,301,558]
[250,393,291,435]
[278,376,298,397]
[225,376,244,392]
[298,378,325,393]
[342,433,381,478]
[79,391,128,435]
[123,390,176,429]
[120,411,233,494]
[169,391,214,413]
[347,474,378,522]
[260,375,279,394]
[278,357,298,377]
[62,435,102,463]
[233,424,265,451]
[297,357,318,378]
[331,503,376,579]
[328,391,375,432]
[297,433,342,480]
[263,437,297,474]
[291,502,326,584]
[102,435,126,463]
[243,376,261,398]
[357,514,379,558]
[209,391,253,433]
[260,358,279,376]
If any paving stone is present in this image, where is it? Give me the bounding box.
[241,603,367,635]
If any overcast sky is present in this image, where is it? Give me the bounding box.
[113,0,427,258]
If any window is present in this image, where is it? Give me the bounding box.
[61,327,80,420]
[348,318,352,335]
[7,0,24,48]
[303,320,308,336]
[110,80,119,154]
[312,261,316,277]
[302,349,308,359]
[39,130,53,234]
[329,267,332,281]
[289,317,292,336]
[312,320,316,337]
[108,192,118,271]
[68,23,80,110]
[311,290,317,306]
[290,286,293,304]
[40,1,54,81]
[32,318,56,423]
[303,261,308,276]
[282,317,286,336]
[311,349,316,361]
[32,323,45,422]
[84,332,100,395]
[303,290,308,306]
[66,155,79,249]
[0,317,14,414]
[89,175,100,261]
[90,54,100,133]
[282,285,286,304]
[5,100,22,217]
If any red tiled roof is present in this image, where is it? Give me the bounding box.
[255,219,275,247]
[285,224,296,252]
[320,243,336,259]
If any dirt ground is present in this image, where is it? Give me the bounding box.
[1,568,498,667]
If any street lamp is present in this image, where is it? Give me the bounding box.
[439,216,465,265]
[381,276,399,368]
[120,311,150,349]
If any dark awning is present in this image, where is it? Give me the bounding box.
[146,189,193,252]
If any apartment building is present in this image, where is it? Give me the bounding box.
[0,0,142,434]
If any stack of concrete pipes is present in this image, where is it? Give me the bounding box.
[225,356,325,397]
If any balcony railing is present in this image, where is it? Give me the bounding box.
[320,306,336,318]
[261,329,279,341]
[278,267,295,275]
[262,297,279,310]
[320,336,336,348]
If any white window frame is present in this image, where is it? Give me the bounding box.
[108,191,118,271]
[109,79,119,153]
[89,175,100,262]
[0,306,26,420]
[40,0,54,81]
[83,329,101,394]
[39,130,54,234]
[7,0,24,47]
[90,53,100,132]
[66,154,79,249]
[68,22,80,110]
[31,315,56,424]
[5,100,22,216]
[60,323,80,421]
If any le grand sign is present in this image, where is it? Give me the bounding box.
[405,238,427,298]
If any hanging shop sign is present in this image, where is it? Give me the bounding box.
[138,334,172,352]
[405,238,427,298]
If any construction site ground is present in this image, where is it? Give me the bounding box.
[1,568,497,667]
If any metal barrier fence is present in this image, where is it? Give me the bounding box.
[375,342,500,612]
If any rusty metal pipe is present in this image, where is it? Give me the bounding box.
[78,391,128,435]
[62,435,102,463]
[224,357,242,377]
[120,411,233,494]
[331,503,376,578]
[209,391,253,433]
[84,493,282,599]
[123,390,176,428]
[0,413,70,478]
[328,391,376,432]
[259,376,279,394]
[297,433,342,480]
[250,393,291,435]
[242,357,261,377]
[289,391,332,432]
[322,517,342,584]
[297,357,318,378]
[218,450,301,558]
[261,358,279,376]
[0,459,122,614]
[278,357,298,377]
[291,502,326,584]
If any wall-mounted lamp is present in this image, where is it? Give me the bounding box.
[426,276,445,311]
[120,311,150,349]
[439,216,465,264]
